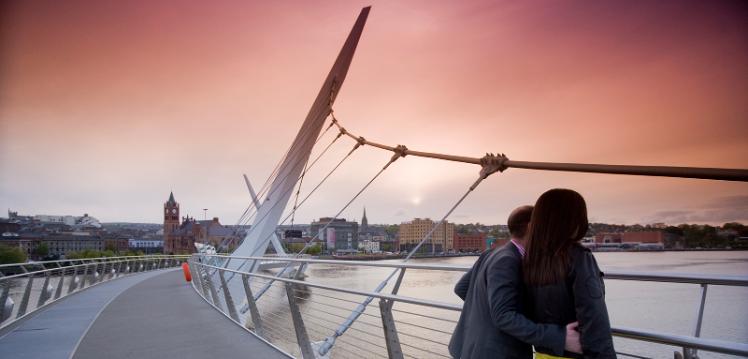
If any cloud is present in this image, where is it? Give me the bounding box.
[646,196,748,225]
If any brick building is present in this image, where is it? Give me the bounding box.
[454,232,487,252]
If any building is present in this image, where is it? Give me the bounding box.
[595,231,665,245]
[359,239,380,253]
[398,218,454,253]
[129,238,164,253]
[1,233,104,259]
[163,192,239,254]
[104,236,130,253]
[310,217,358,254]
[454,232,487,252]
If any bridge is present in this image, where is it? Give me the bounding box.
[1,6,747,359]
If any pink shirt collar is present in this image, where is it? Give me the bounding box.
[510,238,526,257]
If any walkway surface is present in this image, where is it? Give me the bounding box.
[0,269,290,359]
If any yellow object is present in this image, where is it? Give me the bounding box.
[535,353,571,359]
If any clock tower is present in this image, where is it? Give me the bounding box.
[164,191,180,238]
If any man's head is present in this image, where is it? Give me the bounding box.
[507,205,533,240]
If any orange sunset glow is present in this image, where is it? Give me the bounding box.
[1,0,746,225]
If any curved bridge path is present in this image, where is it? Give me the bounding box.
[0,269,289,359]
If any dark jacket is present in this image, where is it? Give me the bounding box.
[449,243,565,359]
[525,245,616,358]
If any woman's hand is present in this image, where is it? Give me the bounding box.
[565,322,582,354]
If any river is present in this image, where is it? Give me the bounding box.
[278,251,747,358]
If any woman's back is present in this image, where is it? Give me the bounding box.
[526,244,616,358]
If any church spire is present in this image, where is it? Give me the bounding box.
[167,191,176,205]
[361,207,368,229]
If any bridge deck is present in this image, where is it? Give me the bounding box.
[0,269,290,359]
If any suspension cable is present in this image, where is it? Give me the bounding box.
[329,110,748,182]
[252,149,406,300]
[316,158,503,356]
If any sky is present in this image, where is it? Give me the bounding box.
[1,0,747,226]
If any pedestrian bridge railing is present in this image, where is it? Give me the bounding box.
[189,254,748,359]
[0,255,189,330]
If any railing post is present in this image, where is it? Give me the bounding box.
[684,283,709,359]
[37,272,52,307]
[195,263,210,298]
[0,284,12,323]
[68,265,79,294]
[54,267,65,300]
[16,275,34,318]
[285,282,316,359]
[379,299,404,359]
[204,267,223,310]
[241,273,264,337]
[90,262,100,284]
[219,270,239,322]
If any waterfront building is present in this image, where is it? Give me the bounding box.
[310,217,358,254]
[398,218,454,253]
[454,232,487,252]
[129,238,165,253]
[359,239,380,253]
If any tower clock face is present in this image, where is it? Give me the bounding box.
[171,209,177,214]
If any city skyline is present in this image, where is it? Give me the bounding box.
[1,1,747,225]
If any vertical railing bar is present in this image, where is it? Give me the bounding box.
[37,272,52,307]
[379,298,404,359]
[54,267,65,300]
[219,270,239,322]
[241,273,264,337]
[68,265,79,294]
[285,282,315,359]
[16,275,33,318]
[205,266,223,310]
[0,283,12,323]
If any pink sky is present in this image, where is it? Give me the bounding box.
[1,0,747,225]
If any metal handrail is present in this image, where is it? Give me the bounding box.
[201,254,748,286]
[192,255,748,358]
[0,255,189,331]
[0,254,181,269]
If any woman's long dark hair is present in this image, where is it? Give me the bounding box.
[523,188,589,286]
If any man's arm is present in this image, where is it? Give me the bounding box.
[454,250,491,300]
[454,269,471,300]
[487,253,566,356]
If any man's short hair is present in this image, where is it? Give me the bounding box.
[507,205,533,238]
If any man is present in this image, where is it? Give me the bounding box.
[448,205,581,358]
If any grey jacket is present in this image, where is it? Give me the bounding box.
[448,243,566,358]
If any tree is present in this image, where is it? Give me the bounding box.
[34,243,50,258]
[0,245,27,264]
[306,244,322,256]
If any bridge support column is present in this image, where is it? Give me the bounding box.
[285,282,315,359]
[241,273,264,337]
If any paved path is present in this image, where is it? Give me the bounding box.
[0,269,290,359]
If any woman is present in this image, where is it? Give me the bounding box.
[523,189,616,358]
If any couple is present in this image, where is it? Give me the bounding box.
[449,188,616,358]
